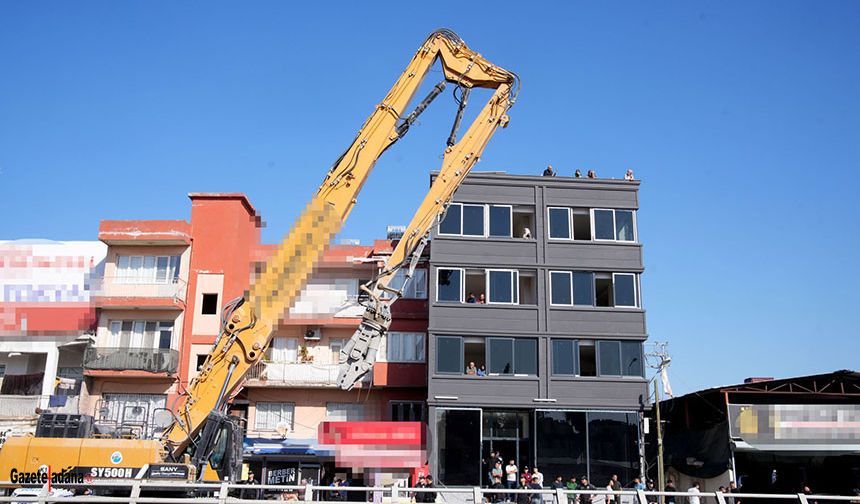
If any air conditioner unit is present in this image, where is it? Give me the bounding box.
[304,327,322,341]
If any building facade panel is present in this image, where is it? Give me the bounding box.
[547,308,647,336]
[427,172,648,487]
[545,243,643,271]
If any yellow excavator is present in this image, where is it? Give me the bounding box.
[0,28,518,487]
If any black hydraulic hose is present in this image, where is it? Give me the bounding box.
[395,80,447,138]
[447,86,470,147]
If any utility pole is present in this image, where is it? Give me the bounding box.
[646,342,671,504]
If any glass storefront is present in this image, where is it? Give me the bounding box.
[437,408,640,487]
[437,409,482,485]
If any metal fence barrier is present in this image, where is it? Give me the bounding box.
[0,482,858,504]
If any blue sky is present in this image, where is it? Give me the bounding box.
[2,1,859,394]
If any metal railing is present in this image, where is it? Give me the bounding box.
[84,347,179,374]
[0,394,80,418]
[90,277,187,302]
[1,482,859,504]
[245,361,371,387]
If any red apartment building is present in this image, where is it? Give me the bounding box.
[82,193,428,484]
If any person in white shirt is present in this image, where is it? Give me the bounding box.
[687,482,701,504]
[531,467,544,487]
[506,460,520,498]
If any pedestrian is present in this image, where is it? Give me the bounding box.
[565,477,578,504]
[603,479,614,504]
[579,477,595,504]
[466,361,478,375]
[329,478,342,501]
[625,169,634,181]
[587,170,596,179]
[610,475,622,504]
[645,480,657,504]
[414,475,427,503]
[543,165,556,177]
[517,477,533,504]
[491,476,507,504]
[728,481,741,504]
[633,478,645,491]
[492,461,504,486]
[242,471,262,500]
[425,475,437,504]
[687,482,701,504]
[665,479,677,504]
[551,477,565,504]
[529,477,544,504]
[507,459,520,500]
[532,467,544,488]
[485,452,497,487]
[522,466,532,484]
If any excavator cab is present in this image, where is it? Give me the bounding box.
[187,412,244,482]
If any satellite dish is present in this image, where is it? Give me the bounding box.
[276,422,291,438]
[152,409,176,430]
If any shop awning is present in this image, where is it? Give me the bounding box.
[243,437,334,456]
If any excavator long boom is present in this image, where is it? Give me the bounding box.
[162,29,518,459]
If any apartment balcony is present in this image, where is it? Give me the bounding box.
[0,395,80,418]
[83,346,179,375]
[245,361,370,388]
[91,277,187,309]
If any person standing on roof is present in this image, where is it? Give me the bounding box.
[543,165,557,176]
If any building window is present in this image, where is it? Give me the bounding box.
[387,268,428,299]
[597,341,644,377]
[436,268,463,302]
[109,320,173,349]
[579,341,597,376]
[387,332,425,362]
[116,255,181,284]
[489,205,512,237]
[551,339,576,375]
[487,270,518,304]
[553,339,620,377]
[573,272,595,306]
[436,336,463,373]
[462,204,485,236]
[390,401,426,422]
[550,271,572,306]
[487,338,537,376]
[267,337,298,362]
[439,204,462,235]
[592,209,637,242]
[329,339,344,365]
[255,402,295,431]
[613,273,638,307]
[439,203,526,238]
[326,402,364,421]
[594,273,639,308]
[547,207,571,239]
[201,293,219,315]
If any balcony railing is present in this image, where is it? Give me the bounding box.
[0,395,80,418]
[91,276,187,303]
[245,361,369,387]
[84,346,179,374]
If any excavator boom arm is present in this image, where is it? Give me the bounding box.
[162,29,517,459]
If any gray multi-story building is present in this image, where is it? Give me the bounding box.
[426,172,648,487]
